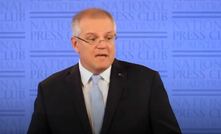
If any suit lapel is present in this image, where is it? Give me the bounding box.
[64,60,127,134]
[65,64,93,134]
[101,59,127,134]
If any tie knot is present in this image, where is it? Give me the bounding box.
[91,75,101,84]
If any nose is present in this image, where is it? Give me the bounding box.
[96,39,107,48]
[98,39,106,43]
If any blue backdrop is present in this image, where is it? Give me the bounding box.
[0,0,221,133]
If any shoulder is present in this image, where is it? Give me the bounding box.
[114,59,158,76]
[114,59,163,91]
[39,64,78,86]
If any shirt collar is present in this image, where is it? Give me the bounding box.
[79,60,111,86]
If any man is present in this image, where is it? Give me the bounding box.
[28,8,181,134]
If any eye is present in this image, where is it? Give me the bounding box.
[105,35,114,41]
[86,36,97,42]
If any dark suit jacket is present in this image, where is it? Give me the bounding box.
[28,59,181,134]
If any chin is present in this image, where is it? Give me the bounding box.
[95,64,111,73]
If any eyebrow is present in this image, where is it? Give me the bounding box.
[84,33,96,36]
[84,31,115,36]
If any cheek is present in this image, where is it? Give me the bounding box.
[82,48,94,58]
[110,46,116,55]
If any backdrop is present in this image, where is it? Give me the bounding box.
[0,0,221,133]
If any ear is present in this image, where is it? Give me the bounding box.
[71,37,80,53]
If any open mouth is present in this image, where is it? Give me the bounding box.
[95,54,108,57]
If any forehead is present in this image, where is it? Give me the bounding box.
[79,17,115,34]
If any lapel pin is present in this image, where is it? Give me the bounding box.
[118,73,123,77]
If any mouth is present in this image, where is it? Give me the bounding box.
[95,54,108,59]
[95,54,108,57]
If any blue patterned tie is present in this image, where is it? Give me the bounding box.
[90,75,105,134]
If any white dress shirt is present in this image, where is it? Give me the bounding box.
[78,61,111,130]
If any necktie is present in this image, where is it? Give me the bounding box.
[90,75,105,134]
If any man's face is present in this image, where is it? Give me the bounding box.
[71,17,116,74]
